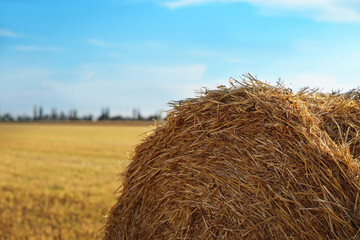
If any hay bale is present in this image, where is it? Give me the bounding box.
[298,89,360,160]
[104,76,360,239]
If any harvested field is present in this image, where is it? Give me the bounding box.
[0,122,153,239]
[104,76,360,240]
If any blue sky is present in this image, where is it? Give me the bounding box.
[1,0,360,117]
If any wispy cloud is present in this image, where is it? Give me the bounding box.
[0,29,22,38]
[163,0,214,9]
[162,0,360,23]
[224,57,243,64]
[16,45,60,52]
[76,63,207,84]
[87,38,163,51]
[0,63,207,115]
[87,38,113,47]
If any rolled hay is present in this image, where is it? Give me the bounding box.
[104,75,360,240]
[298,89,360,160]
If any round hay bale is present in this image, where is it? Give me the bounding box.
[298,89,360,160]
[104,76,360,239]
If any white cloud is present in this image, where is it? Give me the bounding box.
[41,64,207,115]
[16,45,60,52]
[162,0,360,22]
[75,63,207,83]
[87,38,164,52]
[224,58,243,64]
[0,29,21,38]
[185,49,216,57]
[0,68,54,80]
[109,52,122,57]
[164,0,214,9]
[87,38,113,47]
[121,64,206,81]
[0,64,207,116]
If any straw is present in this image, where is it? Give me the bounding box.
[104,74,360,239]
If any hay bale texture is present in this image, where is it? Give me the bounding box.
[298,89,360,160]
[104,75,360,240]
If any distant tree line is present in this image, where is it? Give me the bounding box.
[0,105,163,122]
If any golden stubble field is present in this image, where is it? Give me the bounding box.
[0,122,154,239]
